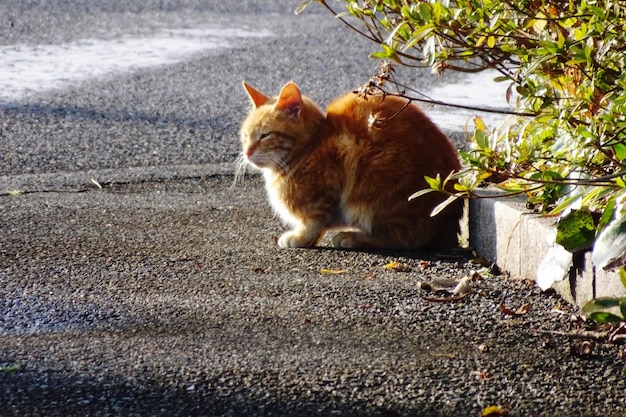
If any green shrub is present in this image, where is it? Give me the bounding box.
[299,0,626,271]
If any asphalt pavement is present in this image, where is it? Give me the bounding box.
[1,1,626,416]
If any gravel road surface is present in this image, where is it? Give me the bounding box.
[1,1,626,416]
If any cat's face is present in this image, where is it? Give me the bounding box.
[240,81,323,173]
[240,106,297,171]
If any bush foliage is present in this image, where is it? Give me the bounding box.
[299,0,626,272]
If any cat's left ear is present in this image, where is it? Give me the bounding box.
[243,81,270,107]
[275,82,302,119]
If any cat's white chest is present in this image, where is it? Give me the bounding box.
[263,171,300,227]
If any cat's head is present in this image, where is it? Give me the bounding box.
[240,81,325,173]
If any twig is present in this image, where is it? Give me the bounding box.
[422,292,471,302]
[534,329,626,343]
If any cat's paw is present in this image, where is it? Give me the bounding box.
[277,230,316,248]
[331,231,360,249]
[332,231,393,249]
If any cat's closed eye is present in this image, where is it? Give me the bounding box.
[259,132,271,140]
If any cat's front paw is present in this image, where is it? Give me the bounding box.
[277,230,316,248]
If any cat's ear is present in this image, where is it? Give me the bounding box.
[275,81,302,119]
[242,81,270,107]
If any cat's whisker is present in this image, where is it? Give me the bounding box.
[232,154,249,188]
[269,155,290,176]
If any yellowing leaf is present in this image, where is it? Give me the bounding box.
[320,269,348,275]
[383,261,410,272]
[453,182,468,192]
[383,261,399,269]
[473,116,486,132]
[481,405,509,417]
[532,13,547,33]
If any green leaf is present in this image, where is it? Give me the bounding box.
[555,209,596,252]
[582,297,621,314]
[474,129,489,149]
[614,143,626,160]
[621,267,626,291]
[592,215,626,270]
[424,174,441,190]
[371,51,391,60]
[1,364,21,373]
[621,298,626,321]
[418,2,432,21]
[587,311,624,324]
[597,197,616,232]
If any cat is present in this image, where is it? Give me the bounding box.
[239,80,463,250]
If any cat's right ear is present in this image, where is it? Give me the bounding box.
[242,81,270,107]
[275,81,302,119]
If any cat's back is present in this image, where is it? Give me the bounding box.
[325,91,460,172]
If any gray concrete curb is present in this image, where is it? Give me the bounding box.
[469,193,626,308]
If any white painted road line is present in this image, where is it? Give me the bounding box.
[425,71,514,132]
[0,27,271,103]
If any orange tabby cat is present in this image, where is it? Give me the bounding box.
[240,80,462,250]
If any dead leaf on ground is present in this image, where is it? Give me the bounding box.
[471,370,495,381]
[570,340,596,358]
[251,267,271,274]
[431,352,456,359]
[430,276,458,288]
[361,272,377,280]
[480,405,509,417]
[500,318,524,326]
[499,299,531,316]
[551,301,569,315]
[421,272,480,301]
[452,275,473,295]
[470,256,491,267]
[419,260,431,269]
[383,261,410,272]
[320,268,348,275]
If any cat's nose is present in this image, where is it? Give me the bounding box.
[245,144,257,159]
